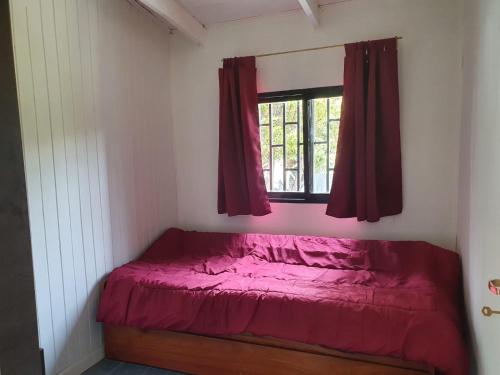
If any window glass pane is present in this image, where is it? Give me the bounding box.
[272,147,284,191]
[311,96,342,193]
[259,100,305,193]
[285,101,298,123]
[328,170,333,192]
[259,126,270,169]
[264,170,270,191]
[286,170,298,192]
[272,122,283,145]
[312,98,327,142]
[271,102,284,145]
[298,103,304,192]
[259,103,270,124]
[328,120,339,167]
[313,143,328,193]
[329,96,342,120]
[285,124,298,169]
[272,102,284,124]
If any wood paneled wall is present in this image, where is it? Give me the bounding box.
[9,1,177,373]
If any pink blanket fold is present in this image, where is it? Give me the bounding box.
[97,228,468,375]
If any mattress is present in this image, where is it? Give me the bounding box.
[97,228,468,375]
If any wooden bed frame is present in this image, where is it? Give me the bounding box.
[104,325,435,375]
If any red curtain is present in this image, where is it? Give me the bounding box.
[326,38,402,222]
[218,56,271,216]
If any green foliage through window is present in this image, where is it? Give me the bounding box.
[258,87,343,202]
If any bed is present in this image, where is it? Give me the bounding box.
[97,228,468,375]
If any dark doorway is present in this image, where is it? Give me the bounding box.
[0,2,42,374]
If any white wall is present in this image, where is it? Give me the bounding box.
[7,0,478,373]
[457,0,500,374]
[170,0,462,249]
[9,0,177,374]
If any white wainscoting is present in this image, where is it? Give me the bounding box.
[9,0,177,373]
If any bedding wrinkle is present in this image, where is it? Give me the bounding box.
[98,228,468,375]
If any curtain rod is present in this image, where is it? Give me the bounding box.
[223,36,402,60]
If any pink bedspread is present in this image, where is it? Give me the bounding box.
[97,228,468,375]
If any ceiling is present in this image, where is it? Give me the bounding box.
[177,0,345,26]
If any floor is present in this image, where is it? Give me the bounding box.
[83,359,185,374]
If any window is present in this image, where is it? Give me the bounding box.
[258,86,343,203]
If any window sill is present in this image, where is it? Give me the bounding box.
[269,194,329,204]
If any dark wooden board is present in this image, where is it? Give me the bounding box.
[104,325,434,375]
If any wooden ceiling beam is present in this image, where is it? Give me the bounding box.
[297,0,320,27]
[137,0,206,45]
